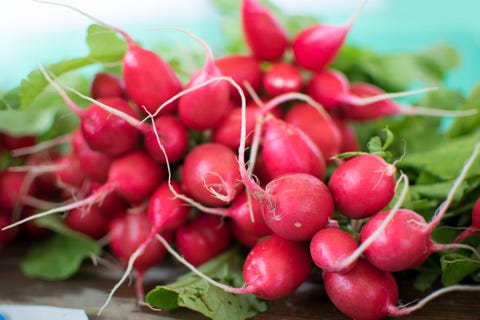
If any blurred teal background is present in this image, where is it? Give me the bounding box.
[2,0,479,94]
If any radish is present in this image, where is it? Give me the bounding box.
[180,143,243,207]
[333,117,360,154]
[263,62,303,97]
[107,212,169,304]
[175,213,232,267]
[99,180,189,314]
[177,30,230,130]
[35,0,182,115]
[310,172,409,273]
[211,103,261,150]
[241,0,288,61]
[328,154,397,219]
[454,198,480,243]
[235,92,334,241]
[292,0,367,71]
[2,133,36,153]
[324,258,480,320]
[0,171,37,215]
[157,234,312,300]
[90,71,126,100]
[341,82,476,122]
[215,54,263,101]
[143,115,189,164]
[284,102,343,161]
[40,65,141,157]
[229,220,266,248]
[3,150,165,230]
[65,206,110,240]
[360,143,480,272]
[70,130,112,183]
[52,153,86,190]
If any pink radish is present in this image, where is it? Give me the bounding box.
[341,82,476,122]
[143,115,189,164]
[157,234,312,300]
[454,198,480,243]
[292,0,367,71]
[177,30,230,130]
[229,220,266,248]
[90,71,126,100]
[328,154,396,219]
[241,0,288,61]
[360,143,480,272]
[0,171,37,214]
[263,62,303,97]
[284,102,343,161]
[180,143,243,207]
[215,54,263,101]
[175,213,232,267]
[52,154,86,190]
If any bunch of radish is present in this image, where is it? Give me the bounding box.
[0,0,479,319]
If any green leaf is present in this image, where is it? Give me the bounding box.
[20,215,101,280]
[19,57,92,110]
[86,24,127,63]
[0,88,21,110]
[397,129,480,181]
[448,84,480,137]
[146,248,268,320]
[440,253,480,286]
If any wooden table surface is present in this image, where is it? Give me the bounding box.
[1,244,479,320]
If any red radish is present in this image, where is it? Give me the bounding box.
[0,213,17,246]
[211,103,261,150]
[235,93,334,241]
[292,0,367,71]
[328,154,396,219]
[99,180,190,313]
[260,173,334,241]
[323,258,399,320]
[106,212,169,304]
[333,117,360,153]
[310,173,408,274]
[341,82,476,122]
[90,71,126,100]
[147,181,191,232]
[241,0,288,61]
[177,31,230,130]
[4,150,165,230]
[229,220,265,248]
[157,234,312,300]
[215,54,263,101]
[41,66,141,157]
[70,130,112,183]
[143,115,189,164]
[454,198,480,243]
[263,62,303,97]
[0,171,37,214]
[180,143,243,207]
[175,213,232,267]
[52,153,85,190]
[35,1,182,115]
[261,115,327,180]
[2,133,36,152]
[284,102,343,161]
[360,143,480,272]
[65,206,110,240]
[310,228,358,273]
[324,258,480,319]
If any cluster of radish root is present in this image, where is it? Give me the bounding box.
[0,0,479,319]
